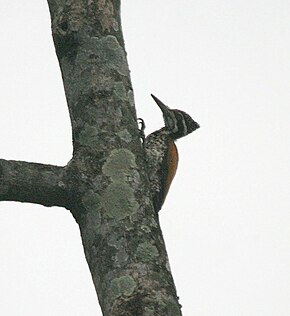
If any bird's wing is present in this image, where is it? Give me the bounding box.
[153,139,179,212]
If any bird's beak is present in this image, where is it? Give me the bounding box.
[151,94,171,115]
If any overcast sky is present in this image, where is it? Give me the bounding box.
[0,1,289,315]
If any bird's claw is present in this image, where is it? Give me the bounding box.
[137,118,146,143]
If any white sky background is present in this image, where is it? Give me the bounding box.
[0,1,289,315]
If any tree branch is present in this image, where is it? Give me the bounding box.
[47,0,135,158]
[0,159,69,208]
[0,0,184,314]
[46,0,183,315]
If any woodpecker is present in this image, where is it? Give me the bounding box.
[140,94,199,213]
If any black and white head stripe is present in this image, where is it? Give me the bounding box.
[151,94,199,140]
[169,109,199,139]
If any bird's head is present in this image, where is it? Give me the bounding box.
[151,94,200,139]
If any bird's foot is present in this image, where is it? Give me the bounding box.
[137,118,146,143]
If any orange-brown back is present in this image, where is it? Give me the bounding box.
[160,139,179,208]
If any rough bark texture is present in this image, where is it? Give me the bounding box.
[0,159,69,208]
[1,1,182,315]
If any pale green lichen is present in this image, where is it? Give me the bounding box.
[99,35,129,76]
[117,129,132,143]
[102,182,138,220]
[136,242,159,263]
[113,82,127,100]
[102,149,137,181]
[78,124,98,147]
[127,90,135,107]
[109,275,137,301]
[76,35,128,77]
[102,149,139,220]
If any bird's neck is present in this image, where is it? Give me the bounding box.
[162,126,184,140]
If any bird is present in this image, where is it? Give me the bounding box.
[139,94,200,213]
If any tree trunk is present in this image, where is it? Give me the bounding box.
[0,1,182,315]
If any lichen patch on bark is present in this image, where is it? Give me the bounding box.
[98,35,129,76]
[109,275,137,301]
[102,149,140,220]
[102,148,137,181]
[102,182,138,220]
[78,124,99,147]
[136,242,159,263]
[127,90,135,107]
[117,129,132,143]
[113,82,127,100]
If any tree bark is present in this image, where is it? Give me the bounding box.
[0,159,69,208]
[1,1,182,315]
